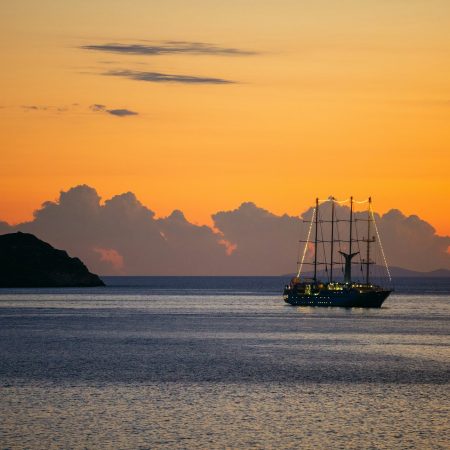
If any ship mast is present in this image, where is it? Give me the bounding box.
[338,196,358,284]
[330,197,335,282]
[313,197,318,283]
[366,197,372,284]
[349,196,353,256]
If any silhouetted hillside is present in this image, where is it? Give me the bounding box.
[0,232,104,287]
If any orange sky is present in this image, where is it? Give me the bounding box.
[1,1,449,234]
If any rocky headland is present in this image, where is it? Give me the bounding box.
[0,232,104,287]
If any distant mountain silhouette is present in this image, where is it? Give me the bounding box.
[283,265,450,279]
[384,266,450,277]
[0,232,104,287]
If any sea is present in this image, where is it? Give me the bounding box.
[0,276,449,449]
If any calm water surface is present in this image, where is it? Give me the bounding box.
[0,277,449,449]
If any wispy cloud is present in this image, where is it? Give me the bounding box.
[80,41,256,57]
[107,108,138,117]
[22,105,48,111]
[90,104,138,117]
[21,105,70,113]
[103,69,235,85]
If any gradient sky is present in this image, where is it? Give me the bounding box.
[1,0,449,234]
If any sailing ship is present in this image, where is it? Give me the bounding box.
[283,196,392,308]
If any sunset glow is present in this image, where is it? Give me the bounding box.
[1,1,449,235]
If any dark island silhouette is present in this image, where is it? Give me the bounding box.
[0,232,104,287]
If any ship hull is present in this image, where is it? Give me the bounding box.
[283,289,391,308]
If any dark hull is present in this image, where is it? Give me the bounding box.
[283,289,391,308]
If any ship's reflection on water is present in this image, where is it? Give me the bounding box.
[292,304,381,314]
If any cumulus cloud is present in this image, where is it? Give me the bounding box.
[80,41,256,56]
[94,247,125,272]
[1,186,227,275]
[377,209,450,272]
[90,104,138,117]
[212,202,302,275]
[292,202,450,275]
[103,69,235,85]
[0,186,448,275]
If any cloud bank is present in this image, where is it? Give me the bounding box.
[0,186,448,275]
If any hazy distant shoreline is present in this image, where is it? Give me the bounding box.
[100,267,450,279]
[92,275,450,296]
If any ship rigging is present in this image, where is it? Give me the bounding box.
[283,196,392,308]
